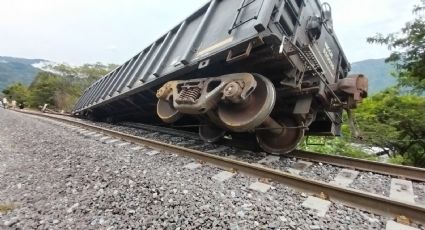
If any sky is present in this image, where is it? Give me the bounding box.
[0,0,418,65]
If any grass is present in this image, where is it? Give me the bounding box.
[0,203,15,213]
[300,137,379,161]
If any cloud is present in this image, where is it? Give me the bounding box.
[0,0,418,64]
[326,0,417,62]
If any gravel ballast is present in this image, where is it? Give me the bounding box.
[1,109,424,229]
[349,172,392,197]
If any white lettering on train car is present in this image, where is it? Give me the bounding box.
[323,42,335,71]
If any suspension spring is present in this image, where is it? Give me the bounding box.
[176,86,202,104]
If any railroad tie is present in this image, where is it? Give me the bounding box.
[257,155,280,164]
[131,146,144,151]
[248,181,271,193]
[83,132,97,137]
[329,169,359,187]
[183,162,202,170]
[91,133,103,138]
[390,178,415,204]
[287,160,313,175]
[386,220,419,230]
[105,139,119,144]
[115,142,130,147]
[206,146,231,154]
[212,171,235,183]
[301,196,331,217]
[79,130,91,135]
[99,136,111,142]
[145,150,159,156]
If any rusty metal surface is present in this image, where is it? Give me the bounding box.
[16,110,425,224]
[256,117,304,154]
[337,74,369,107]
[157,73,257,117]
[216,74,275,132]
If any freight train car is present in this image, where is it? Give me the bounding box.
[73,0,368,154]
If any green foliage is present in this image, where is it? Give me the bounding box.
[367,1,425,93]
[388,155,407,165]
[29,72,62,107]
[2,63,117,112]
[355,88,425,167]
[2,82,30,106]
[300,137,377,161]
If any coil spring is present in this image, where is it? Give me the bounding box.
[177,86,202,104]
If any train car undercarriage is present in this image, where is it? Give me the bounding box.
[156,72,368,154]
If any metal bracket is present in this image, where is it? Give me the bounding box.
[226,42,253,63]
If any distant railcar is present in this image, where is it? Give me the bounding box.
[73,0,368,154]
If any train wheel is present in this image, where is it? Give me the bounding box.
[87,112,100,122]
[199,122,226,143]
[157,98,182,123]
[256,117,304,154]
[217,74,276,132]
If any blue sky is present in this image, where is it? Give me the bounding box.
[0,0,418,65]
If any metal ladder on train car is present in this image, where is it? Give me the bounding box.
[230,0,304,34]
[279,36,344,125]
[228,0,259,34]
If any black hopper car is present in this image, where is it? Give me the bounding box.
[73,0,368,154]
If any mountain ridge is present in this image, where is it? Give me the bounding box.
[0,56,48,91]
[0,56,396,94]
[350,58,396,93]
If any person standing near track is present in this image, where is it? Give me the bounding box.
[11,100,17,109]
[1,97,8,109]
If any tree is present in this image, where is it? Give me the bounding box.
[364,1,425,167]
[29,72,62,107]
[356,88,425,167]
[2,83,30,106]
[1,62,117,112]
[367,0,425,93]
[28,63,117,111]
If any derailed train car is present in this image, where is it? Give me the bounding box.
[73,0,368,154]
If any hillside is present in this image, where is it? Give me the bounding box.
[350,58,396,94]
[0,56,395,95]
[0,56,49,91]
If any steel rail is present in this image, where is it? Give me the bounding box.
[113,121,425,183]
[289,150,425,182]
[123,120,425,183]
[29,110,425,182]
[14,110,425,224]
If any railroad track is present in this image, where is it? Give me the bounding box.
[110,121,425,184]
[16,109,425,224]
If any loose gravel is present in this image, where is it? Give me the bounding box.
[299,163,342,183]
[349,172,392,197]
[1,109,415,229]
[46,113,425,201]
[263,157,297,172]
